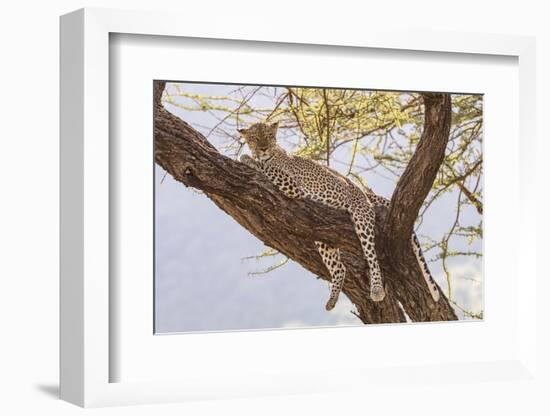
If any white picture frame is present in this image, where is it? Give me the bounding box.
[60,7,538,408]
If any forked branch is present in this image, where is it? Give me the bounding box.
[385,93,452,253]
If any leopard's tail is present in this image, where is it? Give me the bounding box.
[411,234,440,302]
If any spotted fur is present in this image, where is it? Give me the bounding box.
[239,122,439,310]
[366,194,440,302]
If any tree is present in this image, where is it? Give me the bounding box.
[154,80,465,324]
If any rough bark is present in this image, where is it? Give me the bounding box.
[154,80,458,324]
[385,93,453,254]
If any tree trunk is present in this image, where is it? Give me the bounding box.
[154,81,458,324]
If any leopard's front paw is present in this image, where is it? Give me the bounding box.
[325,296,339,311]
[240,154,258,169]
[240,154,254,164]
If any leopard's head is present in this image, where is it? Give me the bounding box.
[238,122,279,161]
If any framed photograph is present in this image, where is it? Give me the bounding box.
[60,8,537,408]
[153,80,482,332]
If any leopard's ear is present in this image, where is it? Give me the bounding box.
[269,121,279,132]
[237,127,248,135]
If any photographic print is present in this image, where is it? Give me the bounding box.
[154,81,483,333]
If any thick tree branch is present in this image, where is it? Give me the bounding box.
[385,93,452,253]
[154,81,457,324]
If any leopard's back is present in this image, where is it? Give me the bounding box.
[270,153,360,209]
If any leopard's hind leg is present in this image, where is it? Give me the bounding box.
[315,241,346,311]
[347,195,385,302]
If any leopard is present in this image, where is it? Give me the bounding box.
[238,122,440,310]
